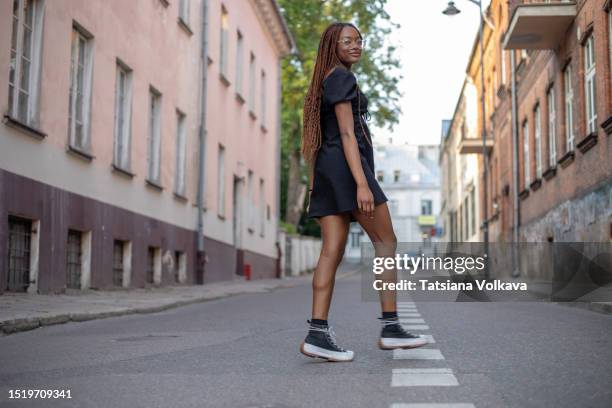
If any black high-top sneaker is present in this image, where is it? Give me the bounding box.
[300,320,354,362]
[378,317,428,350]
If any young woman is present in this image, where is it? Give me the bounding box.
[299,22,427,362]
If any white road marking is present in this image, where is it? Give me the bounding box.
[398,312,421,317]
[390,404,475,408]
[393,348,445,360]
[399,318,426,324]
[391,368,459,387]
[397,302,415,306]
[420,334,435,343]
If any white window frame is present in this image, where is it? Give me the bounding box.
[564,66,575,151]
[547,87,557,167]
[8,0,45,127]
[68,24,93,152]
[259,178,265,237]
[174,110,187,196]
[147,87,162,184]
[523,120,530,186]
[113,61,133,170]
[179,0,190,26]
[247,170,254,231]
[534,105,542,179]
[248,52,256,114]
[583,34,597,134]
[217,144,226,217]
[260,69,266,127]
[220,6,229,79]
[236,30,244,96]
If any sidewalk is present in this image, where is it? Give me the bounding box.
[0,264,361,336]
[0,277,306,335]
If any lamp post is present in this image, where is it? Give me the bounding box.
[443,0,490,280]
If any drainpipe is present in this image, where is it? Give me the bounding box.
[510,49,520,278]
[196,0,209,268]
[275,57,282,273]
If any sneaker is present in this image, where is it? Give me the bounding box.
[378,317,428,350]
[300,320,355,362]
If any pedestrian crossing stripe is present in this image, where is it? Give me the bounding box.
[391,368,459,387]
[393,348,445,360]
[399,318,425,324]
[401,324,429,330]
[398,312,421,317]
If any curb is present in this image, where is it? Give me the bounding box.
[0,278,312,336]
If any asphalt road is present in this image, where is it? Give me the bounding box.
[1,263,611,408]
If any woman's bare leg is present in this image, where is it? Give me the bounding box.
[351,202,398,313]
[311,213,351,320]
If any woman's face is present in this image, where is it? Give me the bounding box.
[336,26,363,67]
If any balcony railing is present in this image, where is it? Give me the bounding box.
[504,1,577,50]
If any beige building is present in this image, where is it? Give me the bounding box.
[0,0,294,294]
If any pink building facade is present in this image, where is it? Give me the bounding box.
[0,0,294,294]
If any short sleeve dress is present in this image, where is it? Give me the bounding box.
[307,67,388,223]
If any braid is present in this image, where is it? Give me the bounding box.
[302,22,364,166]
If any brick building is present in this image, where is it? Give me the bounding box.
[441,0,611,249]
[0,0,294,294]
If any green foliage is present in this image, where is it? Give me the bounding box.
[278,0,402,235]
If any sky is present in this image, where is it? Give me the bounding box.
[372,0,491,146]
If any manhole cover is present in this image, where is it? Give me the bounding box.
[114,334,181,342]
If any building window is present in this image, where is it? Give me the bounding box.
[376,171,384,182]
[147,87,162,184]
[260,70,266,127]
[393,170,400,183]
[564,66,574,151]
[534,104,542,179]
[179,0,190,26]
[235,30,243,96]
[8,0,44,127]
[463,197,469,240]
[421,199,432,216]
[147,247,161,285]
[523,120,530,187]
[583,34,597,134]
[113,61,133,170]
[547,87,557,167]
[259,178,265,236]
[6,216,32,292]
[174,251,186,283]
[470,188,476,236]
[65,230,83,289]
[174,110,187,196]
[389,199,398,215]
[248,52,256,115]
[247,170,254,231]
[68,25,93,152]
[220,5,229,79]
[112,240,131,287]
[217,144,225,217]
[350,231,361,248]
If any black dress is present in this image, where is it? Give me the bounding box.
[307,67,388,223]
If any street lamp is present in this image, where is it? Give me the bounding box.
[443,0,491,280]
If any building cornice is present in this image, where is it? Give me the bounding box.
[251,0,297,57]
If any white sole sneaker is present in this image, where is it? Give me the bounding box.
[378,336,428,350]
[300,341,355,362]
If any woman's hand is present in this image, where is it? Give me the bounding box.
[356,183,374,218]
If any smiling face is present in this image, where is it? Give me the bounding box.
[335,25,363,68]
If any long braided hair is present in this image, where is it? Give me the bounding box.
[301,22,371,167]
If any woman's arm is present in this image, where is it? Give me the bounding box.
[334,101,374,217]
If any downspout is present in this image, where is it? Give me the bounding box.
[510,49,520,277]
[275,57,282,275]
[196,0,209,267]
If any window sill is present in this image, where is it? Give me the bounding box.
[558,150,575,168]
[542,166,557,180]
[177,18,193,36]
[3,114,47,139]
[146,179,164,191]
[219,73,230,87]
[519,188,530,200]
[529,178,542,192]
[174,192,188,202]
[249,110,257,120]
[67,145,94,161]
[601,115,612,136]
[112,164,135,178]
[235,92,245,105]
[576,131,598,154]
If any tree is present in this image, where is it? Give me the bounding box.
[279,0,402,234]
